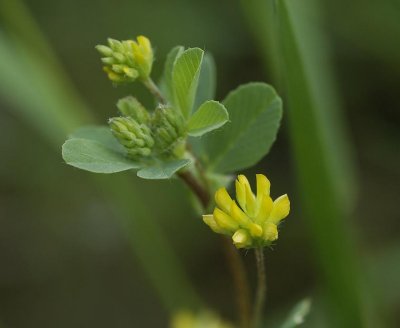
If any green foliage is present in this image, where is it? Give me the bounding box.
[61,39,282,185]
[62,138,140,173]
[187,100,228,137]
[63,124,191,178]
[202,82,282,173]
[162,45,184,103]
[70,125,124,150]
[194,53,217,109]
[172,48,204,118]
[137,159,191,179]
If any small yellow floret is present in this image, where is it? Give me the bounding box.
[202,174,290,249]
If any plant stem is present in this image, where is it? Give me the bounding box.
[177,170,210,209]
[223,238,252,328]
[143,77,167,105]
[253,247,266,328]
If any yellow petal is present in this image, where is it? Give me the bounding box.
[255,194,273,225]
[215,187,233,213]
[232,229,253,249]
[230,201,252,226]
[230,201,263,237]
[237,175,256,216]
[137,35,151,54]
[248,223,263,237]
[256,174,271,205]
[203,214,230,235]
[263,222,278,242]
[269,194,290,224]
[235,179,246,211]
[213,208,238,232]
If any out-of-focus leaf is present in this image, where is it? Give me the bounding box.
[62,138,139,173]
[172,48,203,118]
[203,82,282,173]
[0,35,90,144]
[193,52,216,110]
[280,298,312,328]
[137,159,191,179]
[187,100,228,137]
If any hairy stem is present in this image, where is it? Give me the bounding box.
[253,247,266,328]
[143,77,167,104]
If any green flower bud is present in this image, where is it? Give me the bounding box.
[152,107,186,157]
[117,96,149,124]
[109,117,154,159]
[96,35,154,84]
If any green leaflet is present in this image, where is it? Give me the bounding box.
[187,100,228,137]
[193,52,216,110]
[202,82,282,173]
[172,47,204,118]
[62,138,140,173]
[137,159,191,179]
[161,45,184,104]
[69,125,125,152]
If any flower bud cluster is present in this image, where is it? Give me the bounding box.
[117,96,149,124]
[96,36,153,83]
[109,98,187,161]
[152,107,186,157]
[109,117,154,158]
[203,174,290,249]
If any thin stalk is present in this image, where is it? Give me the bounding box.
[177,170,210,209]
[143,77,167,104]
[223,239,252,328]
[253,247,266,328]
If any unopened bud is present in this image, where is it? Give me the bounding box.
[109,117,154,159]
[117,96,149,124]
[152,107,186,157]
[96,35,154,84]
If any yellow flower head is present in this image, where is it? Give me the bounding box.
[203,174,290,249]
[96,35,154,83]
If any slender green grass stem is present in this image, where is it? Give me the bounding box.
[253,247,266,328]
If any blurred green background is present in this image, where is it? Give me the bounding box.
[0,0,399,327]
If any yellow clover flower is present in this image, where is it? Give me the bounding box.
[96,35,153,83]
[203,174,290,249]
